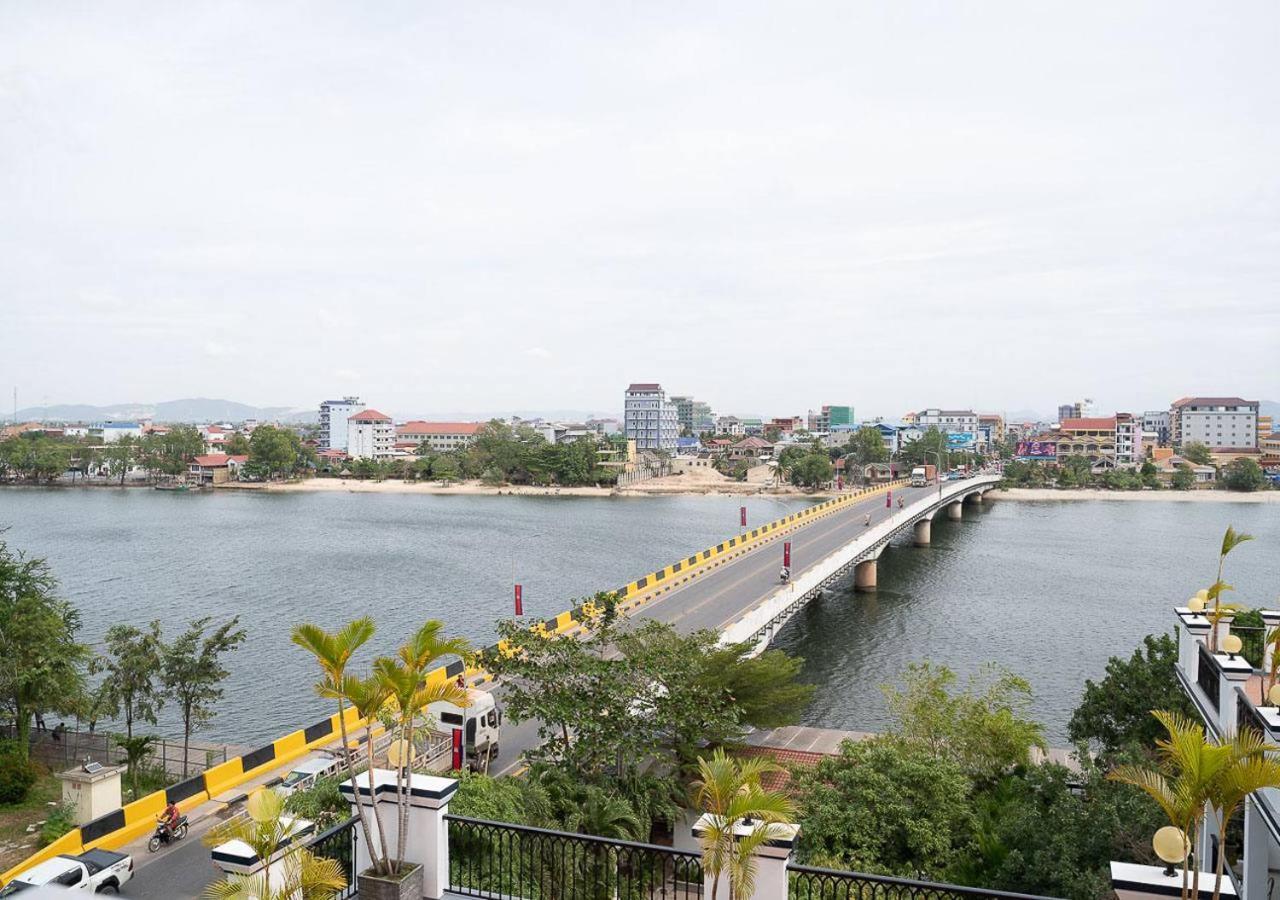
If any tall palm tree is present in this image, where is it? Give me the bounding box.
[373,620,470,873]
[203,787,346,900]
[691,750,795,900]
[1207,726,1280,900]
[1206,526,1253,651]
[330,671,395,873]
[290,619,377,873]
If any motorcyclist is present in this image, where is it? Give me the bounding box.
[897,497,904,509]
[158,801,180,835]
[779,566,790,583]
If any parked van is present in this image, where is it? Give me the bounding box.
[426,688,502,771]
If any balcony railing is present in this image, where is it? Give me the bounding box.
[1199,643,1222,710]
[789,864,1059,900]
[447,814,703,900]
[308,816,359,899]
[1237,688,1269,740]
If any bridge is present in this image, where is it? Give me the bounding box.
[7,473,998,898]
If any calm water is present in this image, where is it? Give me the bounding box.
[0,488,813,744]
[1,488,1277,745]
[773,497,1280,743]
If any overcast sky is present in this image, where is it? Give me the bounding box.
[2,2,1277,420]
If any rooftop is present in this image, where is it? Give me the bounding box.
[1060,417,1117,430]
[397,421,483,435]
[627,383,662,392]
[1172,396,1257,408]
[192,454,248,467]
[348,409,392,423]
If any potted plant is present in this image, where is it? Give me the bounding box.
[294,619,470,899]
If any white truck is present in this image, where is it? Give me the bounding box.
[0,849,134,895]
[426,688,502,772]
[910,465,928,487]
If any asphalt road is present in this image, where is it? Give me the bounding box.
[127,479,974,896]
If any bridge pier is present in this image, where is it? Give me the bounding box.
[947,501,963,521]
[913,518,931,546]
[964,490,983,505]
[854,559,877,591]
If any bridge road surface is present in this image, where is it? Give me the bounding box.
[485,480,958,776]
[129,481,961,897]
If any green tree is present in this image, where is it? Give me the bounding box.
[432,454,460,480]
[103,435,136,485]
[1061,454,1092,487]
[141,425,205,478]
[1140,459,1161,489]
[162,617,247,777]
[882,662,1045,782]
[1067,633,1193,756]
[846,427,889,466]
[1222,457,1267,492]
[248,425,307,480]
[692,750,796,900]
[790,452,833,488]
[793,736,977,878]
[897,426,949,470]
[91,621,165,744]
[114,733,157,799]
[225,432,251,456]
[0,540,90,761]
[1171,465,1197,490]
[1181,441,1213,465]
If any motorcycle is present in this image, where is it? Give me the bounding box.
[147,816,189,853]
[779,567,790,584]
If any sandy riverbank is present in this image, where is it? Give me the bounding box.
[992,487,1280,503]
[218,476,829,499]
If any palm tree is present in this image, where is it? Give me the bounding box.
[691,750,795,900]
[372,621,470,874]
[1265,625,1280,698]
[114,734,157,800]
[203,787,346,900]
[1206,726,1280,900]
[290,619,377,874]
[1206,526,1253,651]
[1109,711,1233,900]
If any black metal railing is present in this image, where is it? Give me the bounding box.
[1237,688,1270,739]
[309,816,359,899]
[1231,624,1266,671]
[447,814,703,900]
[790,864,1061,900]
[1199,643,1222,710]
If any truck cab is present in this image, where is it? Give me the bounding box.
[1,850,133,895]
[910,466,927,487]
[426,688,501,771]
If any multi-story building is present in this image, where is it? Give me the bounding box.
[1170,396,1259,449]
[1141,410,1171,446]
[90,422,144,443]
[715,415,744,437]
[396,421,482,453]
[807,405,855,433]
[1055,414,1144,468]
[623,384,678,452]
[347,409,396,460]
[915,409,978,436]
[670,396,694,435]
[319,397,363,452]
[690,402,715,433]
[1113,412,1143,466]
[978,414,1006,448]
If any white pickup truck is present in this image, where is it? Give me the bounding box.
[0,849,134,895]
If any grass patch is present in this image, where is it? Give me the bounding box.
[0,767,64,871]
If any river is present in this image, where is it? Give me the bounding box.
[1,487,1276,745]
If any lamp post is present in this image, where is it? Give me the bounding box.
[923,448,945,500]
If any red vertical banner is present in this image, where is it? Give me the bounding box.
[837,475,843,490]
[886,490,892,508]
[740,506,747,527]
[514,583,523,616]
[451,727,464,771]
[783,541,791,568]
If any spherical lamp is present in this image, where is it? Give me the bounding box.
[387,739,416,770]
[1152,825,1190,876]
[1188,596,1206,614]
[1196,589,1210,602]
[1268,684,1280,708]
[1223,634,1243,659]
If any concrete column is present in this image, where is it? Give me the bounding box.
[340,769,458,899]
[693,815,800,900]
[854,560,877,592]
[913,518,931,546]
[211,816,316,900]
[947,501,963,520]
[1218,654,1253,737]
[1243,796,1268,900]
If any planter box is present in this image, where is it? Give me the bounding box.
[358,862,425,900]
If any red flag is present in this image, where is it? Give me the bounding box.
[837,475,843,490]
[740,506,747,527]
[514,583,523,616]
[451,728,464,771]
[784,541,791,568]
[886,490,892,508]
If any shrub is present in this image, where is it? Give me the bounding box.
[40,803,77,846]
[0,749,37,804]
[283,775,349,829]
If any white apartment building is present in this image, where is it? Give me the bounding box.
[347,409,396,460]
[715,415,744,437]
[396,422,482,453]
[319,396,363,452]
[623,384,678,451]
[914,409,978,435]
[1170,396,1259,449]
[90,422,144,443]
[1114,412,1143,466]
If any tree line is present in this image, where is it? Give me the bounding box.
[0,536,245,803]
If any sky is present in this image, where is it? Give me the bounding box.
[2,1,1278,420]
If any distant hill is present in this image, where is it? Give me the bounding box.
[13,397,315,425]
